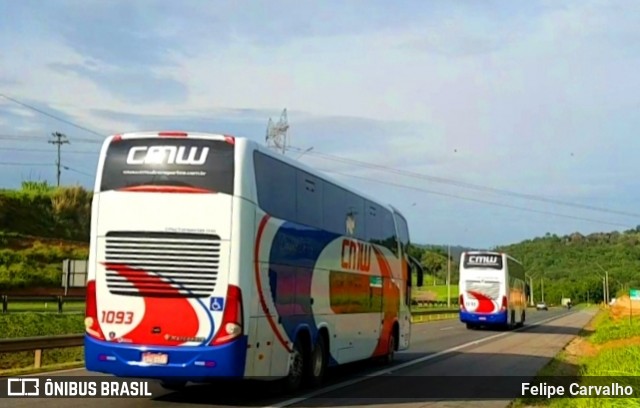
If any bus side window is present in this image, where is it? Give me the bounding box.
[296,171,323,228]
[253,152,296,220]
[382,211,399,257]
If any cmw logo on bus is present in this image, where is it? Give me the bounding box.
[126,146,209,166]
[468,256,499,264]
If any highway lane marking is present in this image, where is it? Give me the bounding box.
[17,311,575,398]
[439,326,454,330]
[264,310,576,408]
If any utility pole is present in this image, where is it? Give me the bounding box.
[529,276,535,306]
[48,132,69,186]
[541,277,545,303]
[447,244,451,308]
[595,263,610,306]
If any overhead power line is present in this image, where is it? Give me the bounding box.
[0,134,101,144]
[2,91,635,222]
[287,146,640,220]
[0,146,98,154]
[63,165,94,178]
[0,162,52,166]
[320,168,632,229]
[0,93,104,137]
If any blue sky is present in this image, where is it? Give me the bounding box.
[1,0,640,249]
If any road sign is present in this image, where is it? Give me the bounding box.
[630,289,640,300]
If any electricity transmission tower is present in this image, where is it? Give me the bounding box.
[48,132,69,186]
[265,109,289,155]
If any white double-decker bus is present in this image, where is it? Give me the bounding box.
[83,131,424,392]
[458,251,526,330]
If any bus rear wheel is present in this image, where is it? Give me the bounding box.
[381,331,396,365]
[508,311,516,330]
[282,338,306,393]
[518,311,525,327]
[307,334,328,387]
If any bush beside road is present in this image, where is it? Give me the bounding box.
[0,313,84,374]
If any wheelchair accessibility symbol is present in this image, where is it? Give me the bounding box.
[210,297,225,311]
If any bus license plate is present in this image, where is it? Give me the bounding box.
[141,352,168,365]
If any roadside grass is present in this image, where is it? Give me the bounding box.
[0,313,84,372]
[414,284,459,300]
[3,300,85,313]
[510,306,640,408]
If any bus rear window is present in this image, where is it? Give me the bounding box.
[100,138,234,194]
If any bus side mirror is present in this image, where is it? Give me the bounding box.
[409,256,424,288]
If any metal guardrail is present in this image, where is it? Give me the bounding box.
[0,334,84,369]
[1,295,85,314]
[412,308,459,323]
[0,309,459,369]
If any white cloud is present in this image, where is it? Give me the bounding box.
[1,0,640,246]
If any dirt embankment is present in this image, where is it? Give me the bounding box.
[609,295,640,319]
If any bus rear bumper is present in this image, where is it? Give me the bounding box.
[84,335,248,383]
[459,311,508,325]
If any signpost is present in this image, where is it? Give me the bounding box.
[61,259,88,295]
[629,289,640,324]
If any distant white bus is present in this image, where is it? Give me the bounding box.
[458,251,526,330]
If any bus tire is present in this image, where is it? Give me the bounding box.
[381,329,397,365]
[307,333,328,387]
[282,337,306,393]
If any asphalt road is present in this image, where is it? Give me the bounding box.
[2,307,591,408]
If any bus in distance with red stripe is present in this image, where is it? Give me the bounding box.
[458,251,526,330]
[83,131,425,392]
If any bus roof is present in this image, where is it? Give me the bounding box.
[462,250,522,264]
[99,131,405,219]
[250,139,402,217]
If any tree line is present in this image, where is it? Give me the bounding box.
[2,182,639,304]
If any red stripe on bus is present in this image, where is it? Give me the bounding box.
[117,185,214,194]
[254,215,292,353]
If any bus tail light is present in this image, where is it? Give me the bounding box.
[211,285,244,346]
[459,294,466,311]
[500,296,508,312]
[85,280,105,340]
[158,131,188,137]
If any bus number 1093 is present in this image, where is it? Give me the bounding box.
[101,310,134,324]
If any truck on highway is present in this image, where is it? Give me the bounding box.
[458,251,526,330]
[83,131,424,392]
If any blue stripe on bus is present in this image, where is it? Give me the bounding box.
[84,334,248,381]
[459,310,508,325]
[268,221,340,366]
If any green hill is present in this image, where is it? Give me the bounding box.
[0,181,90,291]
[495,230,640,305]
